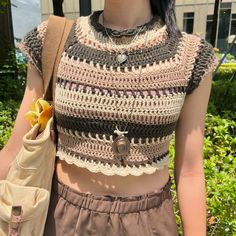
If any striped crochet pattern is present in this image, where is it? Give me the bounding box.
[17,10,219,176]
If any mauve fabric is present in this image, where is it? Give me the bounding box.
[43,173,178,236]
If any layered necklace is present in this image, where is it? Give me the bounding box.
[100,12,151,159]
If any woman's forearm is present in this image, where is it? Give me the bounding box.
[175,171,207,236]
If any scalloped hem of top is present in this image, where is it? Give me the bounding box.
[56,151,170,176]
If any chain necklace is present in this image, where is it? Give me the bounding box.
[102,12,147,64]
[101,12,150,158]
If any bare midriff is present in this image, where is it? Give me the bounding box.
[55,158,170,196]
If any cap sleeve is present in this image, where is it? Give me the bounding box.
[16,20,48,76]
[186,38,219,95]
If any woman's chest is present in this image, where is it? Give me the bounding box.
[54,31,190,137]
[54,60,187,141]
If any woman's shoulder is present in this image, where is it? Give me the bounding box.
[16,16,79,75]
[181,30,216,55]
[16,20,49,75]
[23,19,49,40]
[179,31,219,95]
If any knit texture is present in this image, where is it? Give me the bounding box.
[17,11,219,176]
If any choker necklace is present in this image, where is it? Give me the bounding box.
[101,12,150,160]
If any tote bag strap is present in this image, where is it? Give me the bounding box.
[42,15,75,102]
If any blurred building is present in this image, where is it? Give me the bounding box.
[176,0,236,55]
[41,0,104,20]
[40,0,236,55]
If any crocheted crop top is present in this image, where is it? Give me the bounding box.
[17,10,219,176]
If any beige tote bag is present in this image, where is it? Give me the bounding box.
[0,15,74,236]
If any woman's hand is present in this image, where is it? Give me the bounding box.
[174,70,213,236]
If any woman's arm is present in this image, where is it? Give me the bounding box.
[0,63,44,180]
[174,71,213,236]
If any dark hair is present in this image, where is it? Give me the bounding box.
[150,0,182,38]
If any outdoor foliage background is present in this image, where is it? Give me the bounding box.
[0,49,235,235]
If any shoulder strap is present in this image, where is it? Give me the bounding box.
[42,15,74,102]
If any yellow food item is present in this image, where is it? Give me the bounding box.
[25,98,53,132]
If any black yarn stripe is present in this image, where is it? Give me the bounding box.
[57,125,171,145]
[186,39,216,94]
[55,112,177,139]
[21,27,43,73]
[59,145,170,167]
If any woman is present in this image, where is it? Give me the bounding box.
[0,0,218,235]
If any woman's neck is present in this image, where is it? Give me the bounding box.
[102,0,153,30]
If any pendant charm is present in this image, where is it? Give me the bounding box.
[112,135,130,156]
[112,125,130,156]
[116,53,127,64]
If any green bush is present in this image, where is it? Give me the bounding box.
[208,63,236,120]
[0,47,27,101]
[226,53,235,61]
[204,114,236,235]
[214,63,236,77]
[0,100,20,149]
[169,114,236,235]
[208,79,236,120]
[0,77,26,101]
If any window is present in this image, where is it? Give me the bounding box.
[183,12,194,34]
[229,14,236,57]
[206,15,213,43]
[217,3,231,52]
[230,14,236,35]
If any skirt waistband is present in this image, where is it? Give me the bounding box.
[52,172,172,214]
